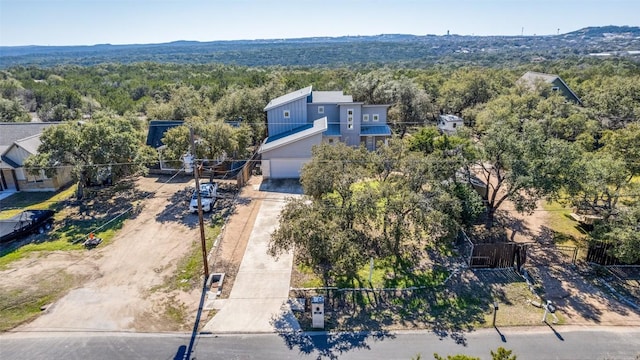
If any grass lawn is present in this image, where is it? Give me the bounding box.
[291,257,557,332]
[541,200,588,248]
[0,185,76,219]
[0,270,80,331]
[0,184,132,269]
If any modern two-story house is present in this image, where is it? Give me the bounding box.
[258,86,391,179]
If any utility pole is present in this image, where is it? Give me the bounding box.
[190,127,210,280]
[492,301,499,327]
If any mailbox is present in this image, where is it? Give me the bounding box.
[545,301,556,314]
[311,296,325,329]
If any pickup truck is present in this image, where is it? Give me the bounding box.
[0,210,55,243]
[189,182,218,213]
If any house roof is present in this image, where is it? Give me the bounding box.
[324,123,341,136]
[518,71,583,105]
[362,104,392,108]
[146,120,184,148]
[265,123,314,144]
[13,134,41,154]
[259,117,327,154]
[312,91,352,103]
[0,122,59,147]
[0,135,42,169]
[439,114,464,123]
[360,125,392,136]
[0,122,59,169]
[264,86,313,111]
[519,71,559,85]
[0,155,20,169]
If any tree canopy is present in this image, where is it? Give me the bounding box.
[24,112,155,198]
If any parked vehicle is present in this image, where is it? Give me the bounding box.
[0,210,55,243]
[189,182,218,213]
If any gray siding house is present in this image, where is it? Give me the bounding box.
[0,122,73,193]
[259,86,391,179]
[518,71,583,105]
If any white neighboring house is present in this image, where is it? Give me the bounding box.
[438,114,464,135]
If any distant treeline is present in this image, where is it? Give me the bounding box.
[1,26,639,68]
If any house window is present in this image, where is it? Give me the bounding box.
[27,170,46,183]
[363,114,369,122]
[328,138,334,144]
[283,110,290,119]
[372,114,379,122]
[347,109,354,129]
[452,123,457,128]
[551,86,559,91]
[318,106,324,114]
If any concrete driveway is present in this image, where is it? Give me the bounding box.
[202,180,302,333]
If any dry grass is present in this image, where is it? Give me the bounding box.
[0,270,80,331]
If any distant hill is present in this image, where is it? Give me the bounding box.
[564,25,640,38]
[1,26,638,68]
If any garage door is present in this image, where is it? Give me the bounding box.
[269,159,309,179]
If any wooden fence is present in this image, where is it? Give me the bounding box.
[236,152,260,187]
[587,241,640,266]
[469,242,529,269]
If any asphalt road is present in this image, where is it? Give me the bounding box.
[1,326,639,360]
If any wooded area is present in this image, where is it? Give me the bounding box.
[1,56,639,279]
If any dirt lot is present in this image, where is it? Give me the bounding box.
[491,200,640,326]
[0,175,211,332]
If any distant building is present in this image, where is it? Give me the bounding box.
[517,71,583,105]
[438,114,464,135]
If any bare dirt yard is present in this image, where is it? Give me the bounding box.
[1,175,214,332]
[495,199,640,326]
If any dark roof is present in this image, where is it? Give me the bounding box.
[265,123,313,144]
[0,122,59,147]
[360,125,392,136]
[1,155,20,168]
[146,120,184,148]
[259,118,327,154]
[324,123,341,136]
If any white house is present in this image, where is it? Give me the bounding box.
[437,114,464,135]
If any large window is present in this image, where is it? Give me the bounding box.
[318,106,324,114]
[347,109,354,129]
[27,170,46,183]
[283,110,290,119]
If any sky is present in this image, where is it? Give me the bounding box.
[0,0,638,46]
